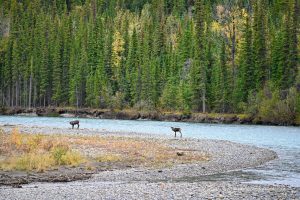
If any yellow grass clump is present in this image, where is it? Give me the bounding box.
[96,154,122,162]
[0,128,85,172]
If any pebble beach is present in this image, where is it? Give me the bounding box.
[0,125,299,199]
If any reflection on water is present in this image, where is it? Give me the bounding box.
[0,115,299,187]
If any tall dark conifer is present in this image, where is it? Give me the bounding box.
[253,0,268,90]
[192,0,207,112]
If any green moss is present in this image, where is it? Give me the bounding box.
[46,112,60,117]
[236,114,251,120]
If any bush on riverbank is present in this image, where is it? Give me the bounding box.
[254,87,298,125]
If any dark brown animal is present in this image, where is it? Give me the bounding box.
[171,127,182,138]
[70,120,80,129]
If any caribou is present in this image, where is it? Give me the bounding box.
[171,127,182,138]
[70,120,80,129]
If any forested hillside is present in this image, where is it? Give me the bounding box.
[0,0,299,123]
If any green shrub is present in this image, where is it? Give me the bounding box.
[51,145,69,165]
[256,88,297,125]
[61,151,85,167]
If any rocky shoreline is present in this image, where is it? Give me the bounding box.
[2,106,298,126]
[0,126,299,199]
[1,180,299,200]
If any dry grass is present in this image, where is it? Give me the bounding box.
[63,135,210,168]
[0,128,209,172]
[0,128,85,172]
[95,154,122,162]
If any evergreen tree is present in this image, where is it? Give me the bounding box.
[236,13,254,104]
[192,0,207,112]
[52,19,63,105]
[287,0,298,88]
[125,28,139,105]
[253,0,268,90]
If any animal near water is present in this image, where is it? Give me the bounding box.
[171,127,182,138]
[70,120,80,129]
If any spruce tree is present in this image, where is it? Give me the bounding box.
[52,19,63,105]
[253,0,268,90]
[125,28,139,105]
[287,0,298,88]
[236,13,254,104]
[192,0,207,112]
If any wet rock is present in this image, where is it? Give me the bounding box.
[16,113,38,117]
[60,113,75,118]
[12,184,22,188]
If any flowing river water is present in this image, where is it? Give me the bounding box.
[0,115,299,187]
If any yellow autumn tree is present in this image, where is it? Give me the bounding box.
[111,30,125,80]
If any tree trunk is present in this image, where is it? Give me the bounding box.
[92,0,97,22]
[29,74,32,109]
[44,95,46,107]
[34,80,37,107]
[9,87,12,107]
[23,77,27,107]
[202,87,206,113]
[66,0,71,13]
[231,15,236,89]
[0,89,3,106]
[15,81,18,107]
[76,86,79,114]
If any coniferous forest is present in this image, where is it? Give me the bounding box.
[0,0,299,124]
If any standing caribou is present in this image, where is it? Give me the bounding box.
[70,120,80,129]
[171,127,182,138]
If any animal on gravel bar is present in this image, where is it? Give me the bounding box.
[70,120,80,129]
[171,127,182,138]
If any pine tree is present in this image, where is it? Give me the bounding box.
[212,39,229,112]
[192,0,207,112]
[270,18,288,89]
[141,26,152,105]
[287,0,298,88]
[236,13,254,104]
[178,20,194,72]
[39,15,51,107]
[160,77,179,110]
[253,0,268,90]
[125,28,139,105]
[271,0,298,90]
[52,19,63,105]
[205,39,214,111]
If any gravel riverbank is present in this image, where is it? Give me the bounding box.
[0,125,299,199]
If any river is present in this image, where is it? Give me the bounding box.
[0,115,299,187]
